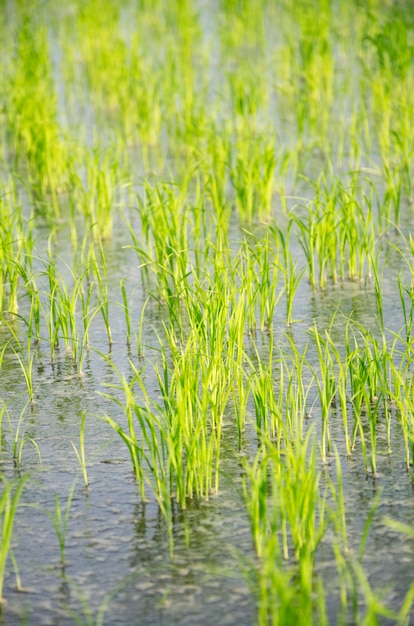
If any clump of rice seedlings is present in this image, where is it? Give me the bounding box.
[0,474,29,604]
[158,284,233,498]
[227,66,268,131]
[161,6,209,148]
[292,208,318,291]
[293,177,375,290]
[5,18,67,213]
[344,321,393,475]
[103,267,239,513]
[62,0,144,146]
[236,241,262,333]
[0,184,32,316]
[304,307,414,471]
[338,181,375,282]
[134,297,150,359]
[15,238,99,371]
[249,356,282,444]
[130,179,191,303]
[243,410,394,624]
[40,254,87,366]
[156,336,223,504]
[101,368,147,501]
[361,9,414,229]
[390,234,414,349]
[243,428,329,625]
[68,142,127,241]
[229,133,277,224]
[23,273,42,346]
[274,0,334,143]
[239,233,283,332]
[196,128,231,218]
[42,254,66,362]
[218,0,266,60]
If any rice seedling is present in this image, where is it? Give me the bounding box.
[134,303,151,364]
[0,474,29,604]
[70,410,89,489]
[2,326,36,404]
[370,251,386,341]
[42,481,76,568]
[37,247,98,370]
[5,401,42,469]
[388,232,414,347]
[119,279,131,348]
[24,274,42,346]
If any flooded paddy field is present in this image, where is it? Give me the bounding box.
[0,0,414,624]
